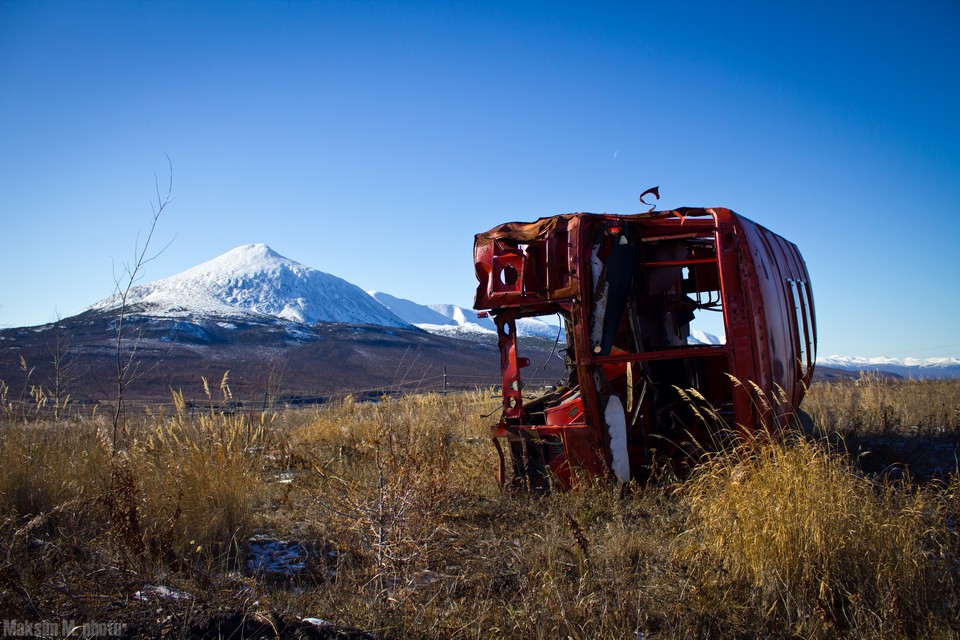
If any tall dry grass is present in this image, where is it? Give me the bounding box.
[804,372,960,435]
[132,385,270,565]
[0,379,957,639]
[677,431,958,637]
[0,373,270,575]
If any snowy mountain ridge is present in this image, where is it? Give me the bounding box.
[819,354,960,368]
[817,355,960,377]
[369,292,563,341]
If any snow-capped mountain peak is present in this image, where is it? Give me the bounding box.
[87,244,410,328]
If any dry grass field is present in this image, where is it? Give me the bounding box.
[0,374,957,638]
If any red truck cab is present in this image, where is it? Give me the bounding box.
[474,207,816,489]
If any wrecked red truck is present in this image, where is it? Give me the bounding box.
[474,207,816,490]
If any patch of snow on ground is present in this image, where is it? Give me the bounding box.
[276,471,297,484]
[134,584,192,602]
[247,533,310,576]
[303,618,337,629]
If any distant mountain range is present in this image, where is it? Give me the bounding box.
[1,244,956,406]
[816,355,960,380]
[0,244,572,404]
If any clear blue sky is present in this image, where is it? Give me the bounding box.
[1,0,958,359]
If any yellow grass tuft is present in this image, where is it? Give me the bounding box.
[677,431,957,636]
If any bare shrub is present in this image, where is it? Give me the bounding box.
[308,394,486,605]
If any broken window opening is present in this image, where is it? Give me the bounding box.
[589,232,728,356]
[789,279,815,372]
[496,309,578,424]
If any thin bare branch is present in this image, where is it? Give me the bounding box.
[112,157,174,454]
